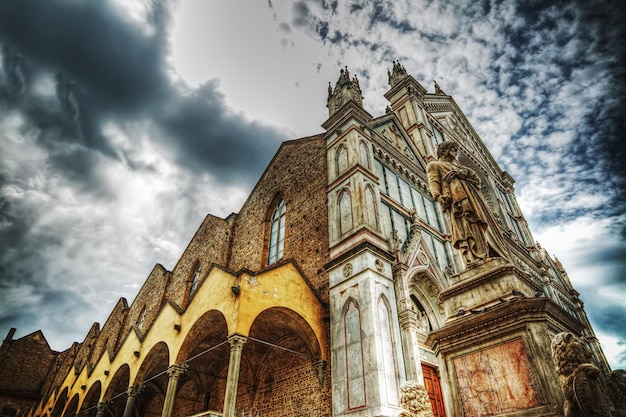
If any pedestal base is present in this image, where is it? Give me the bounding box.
[440,258,541,321]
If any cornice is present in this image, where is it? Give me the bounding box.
[427,297,584,354]
[440,261,541,300]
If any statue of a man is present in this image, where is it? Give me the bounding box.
[426,141,489,267]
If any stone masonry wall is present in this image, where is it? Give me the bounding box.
[0,330,56,392]
[228,135,330,302]
[165,214,236,308]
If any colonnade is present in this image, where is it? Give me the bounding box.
[89,334,247,417]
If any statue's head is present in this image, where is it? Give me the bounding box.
[551,332,593,377]
[436,141,459,159]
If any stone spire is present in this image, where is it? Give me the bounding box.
[388,60,408,88]
[326,66,363,117]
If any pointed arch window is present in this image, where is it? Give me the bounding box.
[339,189,353,235]
[268,197,286,265]
[337,144,349,174]
[137,307,147,331]
[359,141,370,169]
[364,185,378,229]
[344,299,366,409]
[190,262,201,295]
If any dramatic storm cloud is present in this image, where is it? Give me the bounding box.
[1,0,624,369]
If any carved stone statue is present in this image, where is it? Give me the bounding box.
[398,380,434,417]
[390,229,402,252]
[551,332,611,417]
[426,142,490,267]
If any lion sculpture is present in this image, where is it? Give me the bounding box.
[398,380,434,417]
[551,332,611,417]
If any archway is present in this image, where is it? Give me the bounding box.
[50,387,68,417]
[234,307,326,417]
[61,395,78,417]
[79,382,102,417]
[103,364,131,417]
[133,342,170,417]
[174,310,230,417]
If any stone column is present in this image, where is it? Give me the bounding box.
[393,262,424,384]
[122,385,141,417]
[222,334,247,417]
[161,364,186,417]
[95,402,108,417]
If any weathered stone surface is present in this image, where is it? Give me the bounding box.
[453,339,541,416]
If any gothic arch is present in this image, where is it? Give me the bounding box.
[409,269,444,332]
[336,143,349,175]
[133,341,170,386]
[342,298,366,410]
[265,193,287,266]
[359,140,371,169]
[175,309,229,364]
[79,382,101,417]
[338,187,353,235]
[61,395,79,417]
[364,183,379,230]
[50,387,68,417]
[102,364,130,415]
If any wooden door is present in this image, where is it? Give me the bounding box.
[421,364,447,417]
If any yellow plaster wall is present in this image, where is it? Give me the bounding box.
[35,263,326,416]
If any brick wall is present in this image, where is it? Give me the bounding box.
[165,214,235,308]
[229,135,330,302]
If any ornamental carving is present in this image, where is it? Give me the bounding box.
[343,263,353,277]
[417,250,429,266]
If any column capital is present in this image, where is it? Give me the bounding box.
[398,308,419,329]
[95,402,109,417]
[227,334,247,350]
[127,384,142,398]
[392,261,407,276]
[166,363,187,380]
[313,360,327,388]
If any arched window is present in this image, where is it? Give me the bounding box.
[339,189,353,235]
[137,307,147,331]
[359,141,370,168]
[268,197,286,265]
[190,262,201,295]
[365,185,378,229]
[337,144,349,174]
[377,296,399,405]
[344,299,366,409]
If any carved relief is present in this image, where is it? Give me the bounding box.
[416,250,429,266]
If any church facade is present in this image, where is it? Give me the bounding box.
[0,64,616,417]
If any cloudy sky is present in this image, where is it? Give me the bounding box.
[0,0,624,369]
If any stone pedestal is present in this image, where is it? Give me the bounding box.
[427,259,585,417]
[439,258,541,321]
